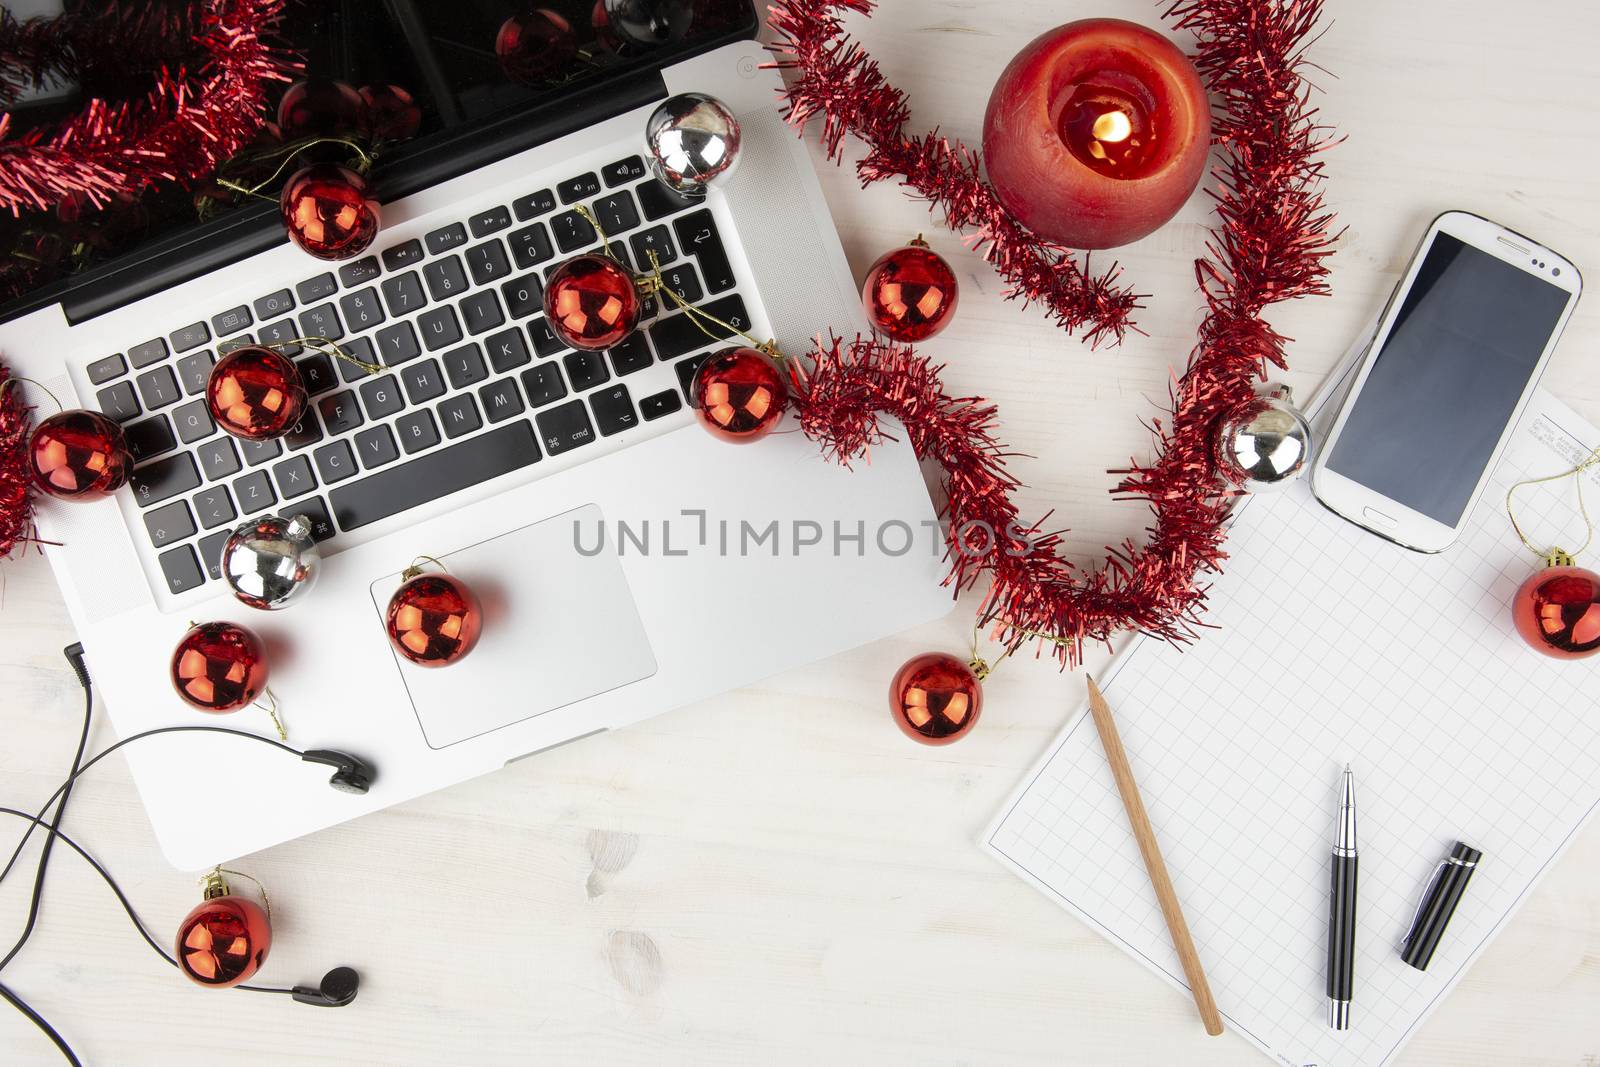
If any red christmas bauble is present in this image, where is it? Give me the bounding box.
[171,622,270,712]
[28,409,131,499]
[176,892,272,988]
[889,652,983,745]
[862,240,960,342]
[281,164,380,261]
[385,573,482,667]
[276,78,364,141]
[359,84,421,142]
[207,345,307,441]
[496,9,578,85]
[543,254,640,350]
[1512,564,1600,659]
[691,346,788,443]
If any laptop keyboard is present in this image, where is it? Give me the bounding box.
[88,155,755,598]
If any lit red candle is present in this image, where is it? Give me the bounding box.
[982,18,1211,250]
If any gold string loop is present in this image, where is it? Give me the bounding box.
[261,335,386,377]
[204,866,273,922]
[401,554,449,581]
[1505,443,1600,564]
[0,376,65,414]
[641,249,779,358]
[254,688,287,741]
[216,136,377,203]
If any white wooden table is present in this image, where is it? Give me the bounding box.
[5,2,1600,1063]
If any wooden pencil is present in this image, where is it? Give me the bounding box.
[1085,674,1225,1037]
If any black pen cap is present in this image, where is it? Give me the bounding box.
[1400,841,1481,971]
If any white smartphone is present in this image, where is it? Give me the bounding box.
[1311,211,1582,552]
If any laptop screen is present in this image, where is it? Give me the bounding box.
[0,0,757,320]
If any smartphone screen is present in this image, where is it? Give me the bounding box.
[1323,233,1573,526]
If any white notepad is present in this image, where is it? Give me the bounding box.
[984,385,1600,1067]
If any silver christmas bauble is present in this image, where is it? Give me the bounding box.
[1213,384,1314,490]
[221,514,322,610]
[601,0,693,49]
[645,93,741,193]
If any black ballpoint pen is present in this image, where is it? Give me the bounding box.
[1327,765,1358,1030]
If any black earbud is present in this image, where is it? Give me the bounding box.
[300,750,375,795]
[290,966,361,1007]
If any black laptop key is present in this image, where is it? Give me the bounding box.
[425,222,468,255]
[396,409,440,454]
[592,191,639,237]
[423,255,468,300]
[479,377,525,424]
[233,469,275,513]
[520,363,567,408]
[460,290,505,336]
[193,485,237,530]
[284,411,323,451]
[136,366,182,410]
[444,343,489,390]
[130,453,201,508]
[376,320,422,366]
[254,289,295,320]
[608,334,653,376]
[603,155,647,187]
[557,172,601,204]
[339,286,385,331]
[501,274,543,320]
[144,499,196,547]
[650,294,749,360]
[469,205,511,237]
[550,209,596,253]
[296,273,337,302]
[259,318,302,354]
[338,256,381,288]
[438,393,482,439]
[198,436,242,481]
[639,388,682,421]
[175,351,214,395]
[284,496,336,542]
[313,439,358,484]
[318,390,363,435]
[563,349,609,392]
[512,188,556,220]
[212,305,252,336]
[380,270,427,317]
[465,240,510,286]
[273,454,318,498]
[336,336,381,383]
[238,436,281,467]
[96,380,140,422]
[381,239,424,271]
[527,318,566,357]
[158,544,205,595]
[629,225,676,269]
[331,421,541,531]
[590,385,638,436]
[86,354,127,385]
[535,399,595,456]
[355,424,400,469]
[128,337,169,368]
[676,352,708,402]
[636,179,702,221]
[508,223,553,271]
[171,322,210,352]
[297,302,344,342]
[198,529,230,579]
[485,327,532,373]
[419,306,462,352]
[297,352,338,395]
[173,400,214,445]
[402,358,446,404]
[218,335,257,355]
[359,374,404,419]
[657,262,703,305]
[124,416,175,462]
[674,210,736,293]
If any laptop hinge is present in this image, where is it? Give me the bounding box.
[43,72,669,326]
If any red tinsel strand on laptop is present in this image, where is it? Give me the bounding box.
[790,0,1339,664]
[0,360,33,560]
[0,0,296,216]
[766,0,1143,348]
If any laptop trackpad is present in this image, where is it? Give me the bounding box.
[368,504,657,749]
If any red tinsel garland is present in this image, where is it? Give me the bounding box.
[0,361,32,560]
[786,0,1339,664]
[0,0,294,215]
[767,0,1143,347]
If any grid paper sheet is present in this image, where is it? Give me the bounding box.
[984,387,1600,1067]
